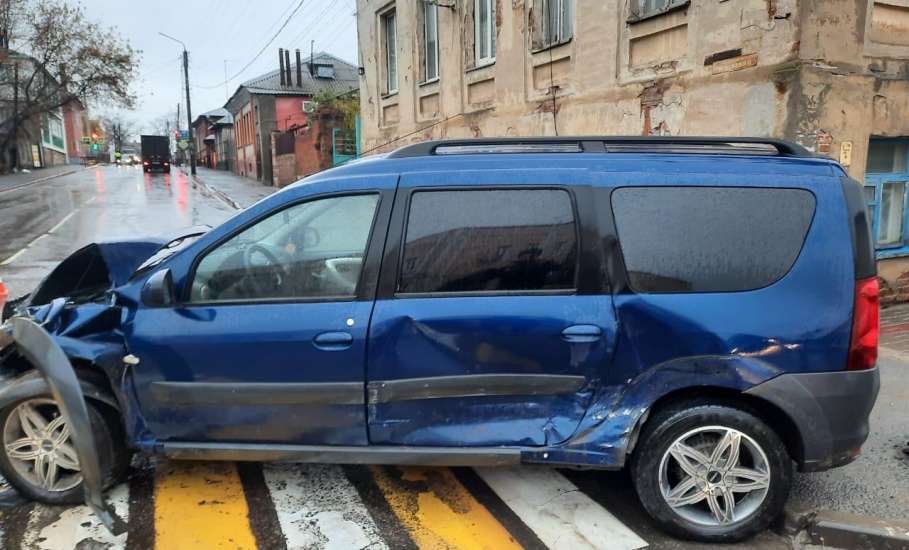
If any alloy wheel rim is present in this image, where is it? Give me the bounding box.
[658,425,771,527]
[2,398,82,492]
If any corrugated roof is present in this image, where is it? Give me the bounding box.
[240,52,358,97]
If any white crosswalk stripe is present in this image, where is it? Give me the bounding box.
[262,463,389,550]
[21,483,129,550]
[475,467,648,550]
[2,464,650,549]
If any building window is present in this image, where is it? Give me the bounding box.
[631,0,689,21]
[423,1,439,81]
[382,9,398,94]
[865,138,909,257]
[475,0,496,66]
[533,0,572,49]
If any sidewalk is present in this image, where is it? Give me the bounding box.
[185,167,276,209]
[0,164,83,193]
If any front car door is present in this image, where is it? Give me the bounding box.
[367,171,617,447]
[125,186,392,446]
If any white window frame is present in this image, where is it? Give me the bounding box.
[475,0,496,66]
[423,1,440,82]
[382,9,398,94]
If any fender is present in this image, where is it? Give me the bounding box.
[523,355,784,468]
[6,318,127,534]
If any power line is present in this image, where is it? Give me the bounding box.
[198,0,307,89]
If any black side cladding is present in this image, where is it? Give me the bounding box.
[840,177,876,279]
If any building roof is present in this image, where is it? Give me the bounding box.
[239,52,359,97]
[192,108,234,128]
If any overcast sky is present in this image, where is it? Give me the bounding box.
[81,0,358,133]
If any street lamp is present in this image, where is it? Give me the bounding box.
[158,32,196,176]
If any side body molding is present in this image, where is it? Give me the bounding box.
[8,318,126,534]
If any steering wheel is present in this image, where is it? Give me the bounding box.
[324,257,362,294]
[243,244,288,295]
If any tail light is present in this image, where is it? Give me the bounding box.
[143,161,150,166]
[848,277,879,371]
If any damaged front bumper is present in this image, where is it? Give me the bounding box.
[1,317,126,534]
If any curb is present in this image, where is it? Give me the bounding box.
[0,167,83,194]
[807,512,909,549]
[184,170,241,211]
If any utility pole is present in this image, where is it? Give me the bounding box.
[183,49,196,175]
[159,32,196,175]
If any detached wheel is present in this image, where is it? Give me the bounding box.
[0,396,127,505]
[631,402,793,543]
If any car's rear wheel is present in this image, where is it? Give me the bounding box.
[0,395,127,505]
[631,402,793,543]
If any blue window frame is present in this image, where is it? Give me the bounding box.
[865,139,909,259]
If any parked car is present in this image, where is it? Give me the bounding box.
[0,137,880,542]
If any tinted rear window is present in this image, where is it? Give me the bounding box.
[399,189,578,293]
[612,187,816,293]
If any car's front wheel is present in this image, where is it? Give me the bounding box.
[631,401,793,543]
[0,395,127,504]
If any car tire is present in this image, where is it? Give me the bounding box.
[0,393,128,505]
[630,401,793,543]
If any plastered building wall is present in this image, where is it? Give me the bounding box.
[356,0,909,295]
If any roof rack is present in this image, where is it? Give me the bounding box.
[387,136,814,159]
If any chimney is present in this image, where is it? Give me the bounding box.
[295,49,303,87]
[278,48,286,86]
[284,49,292,87]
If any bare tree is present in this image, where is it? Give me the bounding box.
[0,0,139,171]
[146,111,177,138]
[99,114,139,151]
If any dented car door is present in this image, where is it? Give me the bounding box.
[366,173,618,447]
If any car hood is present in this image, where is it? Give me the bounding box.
[26,227,209,307]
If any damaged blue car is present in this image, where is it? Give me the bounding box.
[0,137,881,542]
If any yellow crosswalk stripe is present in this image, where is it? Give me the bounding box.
[153,461,258,550]
[370,466,525,550]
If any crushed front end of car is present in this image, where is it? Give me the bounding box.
[0,229,206,533]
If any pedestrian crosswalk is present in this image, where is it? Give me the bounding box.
[0,463,649,550]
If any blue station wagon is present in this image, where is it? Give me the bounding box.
[0,137,881,542]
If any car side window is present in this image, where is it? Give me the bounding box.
[398,189,578,294]
[612,186,816,293]
[190,194,379,302]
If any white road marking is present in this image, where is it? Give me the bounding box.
[475,467,649,550]
[21,483,129,550]
[0,210,77,266]
[46,211,76,235]
[0,247,27,266]
[263,463,389,550]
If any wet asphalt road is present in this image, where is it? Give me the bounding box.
[0,164,236,298]
[0,165,906,548]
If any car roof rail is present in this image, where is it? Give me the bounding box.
[387,136,815,159]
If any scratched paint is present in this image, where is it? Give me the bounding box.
[154,461,257,550]
[370,466,523,550]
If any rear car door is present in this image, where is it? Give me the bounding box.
[125,189,393,446]
[367,172,617,447]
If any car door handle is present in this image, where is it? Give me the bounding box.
[561,325,603,343]
[313,332,353,351]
